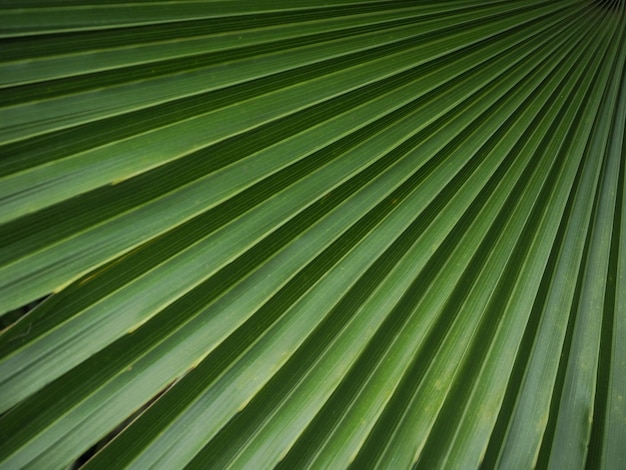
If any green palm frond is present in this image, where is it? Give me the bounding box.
[0,1,624,468]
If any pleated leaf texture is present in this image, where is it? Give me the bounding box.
[0,0,625,468]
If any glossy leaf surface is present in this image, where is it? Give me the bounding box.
[0,1,624,468]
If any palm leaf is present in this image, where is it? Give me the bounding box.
[0,0,624,468]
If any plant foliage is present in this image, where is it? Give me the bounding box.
[0,0,624,468]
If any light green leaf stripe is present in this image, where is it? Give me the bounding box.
[0,1,624,469]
